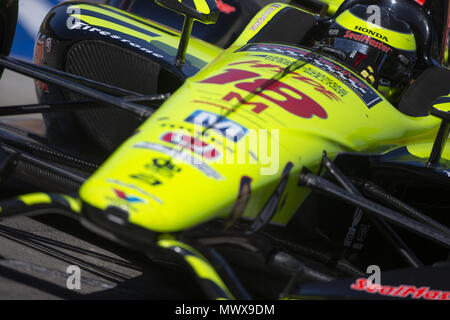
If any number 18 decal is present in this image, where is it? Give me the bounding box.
[200,61,333,119]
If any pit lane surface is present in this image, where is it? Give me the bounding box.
[0,71,203,299]
[0,215,203,299]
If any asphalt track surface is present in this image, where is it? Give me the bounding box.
[0,71,204,299]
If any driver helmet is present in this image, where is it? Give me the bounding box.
[324,4,417,104]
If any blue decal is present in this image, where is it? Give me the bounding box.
[113,189,145,203]
[185,110,248,142]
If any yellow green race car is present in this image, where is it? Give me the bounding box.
[0,0,449,299]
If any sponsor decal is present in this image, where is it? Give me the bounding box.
[113,189,146,203]
[351,278,450,300]
[160,132,221,160]
[303,67,348,98]
[238,44,383,107]
[263,55,292,66]
[250,4,281,31]
[344,30,391,53]
[291,74,341,101]
[354,26,388,42]
[129,173,162,187]
[148,158,182,178]
[216,0,236,14]
[106,179,162,203]
[35,80,49,94]
[67,21,164,58]
[133,142,223,180]
[185,110,248,142]
[264,56,348,97]
[45,37,52,53]
[33,39,49,94]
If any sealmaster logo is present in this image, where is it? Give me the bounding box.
[113,189,146,203]
[185,110,248,142]
[344,30,391,53]
[161,132,221,160]
[351,278,450,300]
[354,26,388,42]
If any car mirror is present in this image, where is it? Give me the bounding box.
[154,0,219,66]
[155,0,219,24]
[430,94,450,121]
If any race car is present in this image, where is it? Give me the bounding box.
[0,0,448,299]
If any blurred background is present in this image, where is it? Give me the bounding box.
[0,1,100,132]
[12,0,66,60]
[0,1,68,137]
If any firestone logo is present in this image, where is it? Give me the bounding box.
[351,278,450,300]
